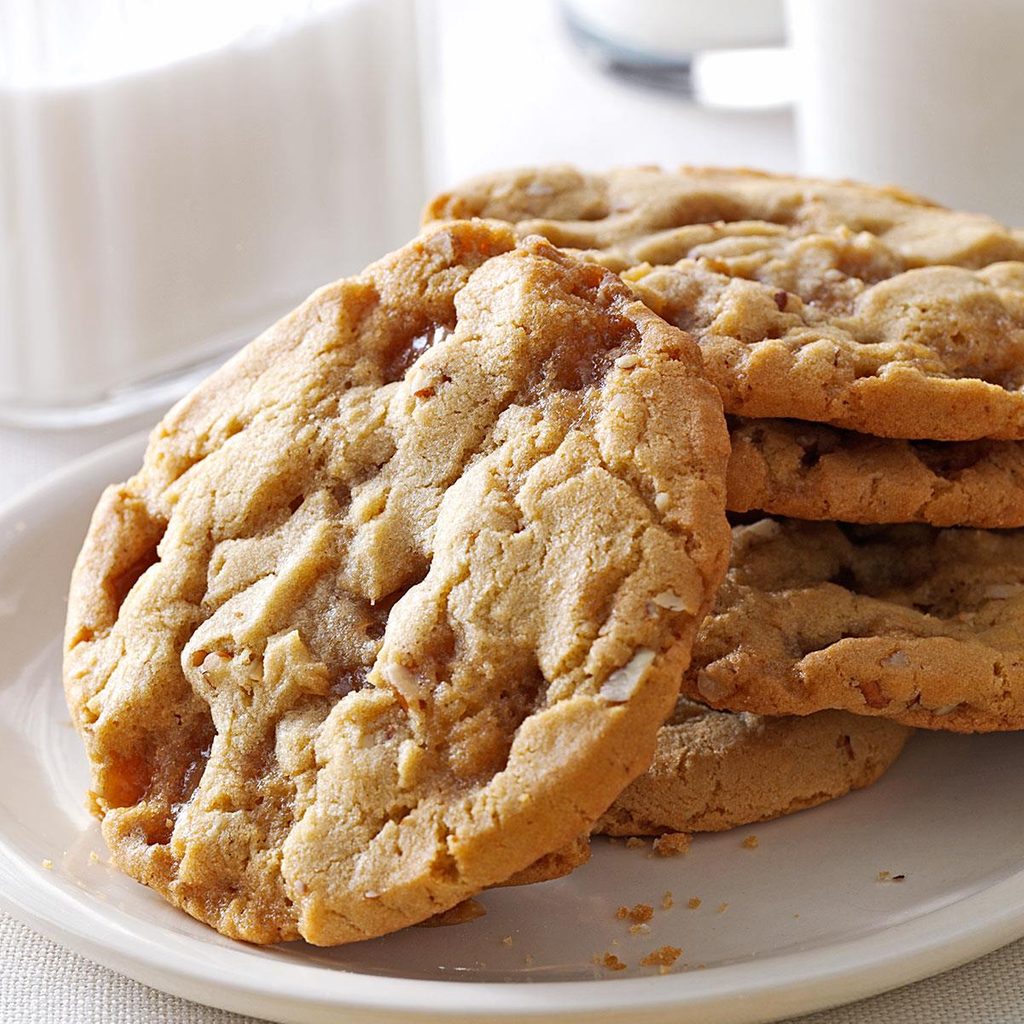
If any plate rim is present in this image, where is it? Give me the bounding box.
[2,432,1024,1024]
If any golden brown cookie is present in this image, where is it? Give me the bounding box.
[596,699,911,835]
[727,418,1024,528]
[426,166,1024,441]
[684,518,1024,732]
[502,835,591,887]
[64,220,731,945]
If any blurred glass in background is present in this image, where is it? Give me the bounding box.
[0,0,422,425]
[786,0,1024,224]
[560,0,790,109]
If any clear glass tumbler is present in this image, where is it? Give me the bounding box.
[0,0,424,426]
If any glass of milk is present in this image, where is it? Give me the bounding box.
[786,0,1024,224]
[0,0,425,426]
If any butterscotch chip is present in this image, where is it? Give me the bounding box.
[63,220,730,945]
[652,832,692,856]
[728,418,1024,528]
[426,165,1024,441]
[683,518,1024,731]
[641,945,682,968]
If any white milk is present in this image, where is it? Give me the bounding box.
[0,0,423,422]
[787,0,1024,224]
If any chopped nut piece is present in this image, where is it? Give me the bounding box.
[983,583,1024,599]
[381,662,421,705]
[741,834,759,850]
[41,859,53,871]
[501,935,513,946]
[687,897,702,910]
[614,353,639,369]
[661,891,674,910]
[625,837,647,849]
[629,923,651,936]
[651,591,688,612]
[600,649,656,703]
[881,650,910,668]
[717,902,729,913]
[653,832,692,857]
[641,945,682,969]
[695,669,733,702]
[654,491,671,513]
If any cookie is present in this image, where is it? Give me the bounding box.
[684,518,1024,732]
[596,699,911,835]
[727,418,1024,528]
[420,835,593,928]
[426,166,1024,440]
[64,220,731,945]
[502,835,590,887]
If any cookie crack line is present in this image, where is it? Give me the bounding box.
[64,219,731,944]
[425,166,1024,441]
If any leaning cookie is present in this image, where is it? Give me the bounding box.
[64,220,731,945]
[426,165,1024,441]
[727,418,1024,528]
[596,699,911,836]
[684,518,1024,732]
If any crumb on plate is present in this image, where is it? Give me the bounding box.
[652,832,692,857]
[640,945,682,969]
[594,953,627,972]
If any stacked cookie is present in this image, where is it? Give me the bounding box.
[427,165,1024,834]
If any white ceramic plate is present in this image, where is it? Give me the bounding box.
[3,434,1024,1024]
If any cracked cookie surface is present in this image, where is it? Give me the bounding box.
[596,698,910,835]
[63,221,730,944]
[684,518,1024,731]
[426,166,1024,440]
[727,418,1024,527]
